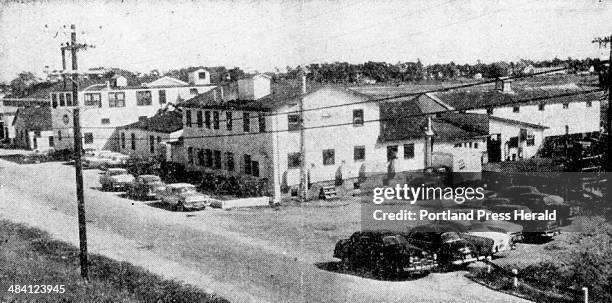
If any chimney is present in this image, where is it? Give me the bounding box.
[495,77,513,93]
[424,116,434,168]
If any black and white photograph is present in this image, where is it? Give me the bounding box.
[0,0,611,302]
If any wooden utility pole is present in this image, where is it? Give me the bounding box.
[298,67,307,202]
[62,24,90,279]
[593,35,612,171]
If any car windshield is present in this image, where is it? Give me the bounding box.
[109,170,127,176]
[383,235,407,246]
[174,186,196,194]
[441,232,462,242]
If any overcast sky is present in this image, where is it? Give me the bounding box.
[0,0,611,82]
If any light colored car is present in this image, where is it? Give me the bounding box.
[467,229,514,253]
[99,168,135,191]
[158,183,210,211]
[84,151,129,170]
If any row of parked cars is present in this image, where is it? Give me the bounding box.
[334,185,572,276]
[97,165,212,212]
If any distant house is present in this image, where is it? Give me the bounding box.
[118,108,184,161]
[12,106,54,152]
[49,70,216,151]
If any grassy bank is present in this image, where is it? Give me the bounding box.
[0,219,229,303]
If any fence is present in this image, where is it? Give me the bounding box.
[470,258,588,303]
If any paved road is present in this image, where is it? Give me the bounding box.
[0,152,529,303]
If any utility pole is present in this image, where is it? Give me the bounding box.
[298,67,307,202]
[61,47,67,90]
[62,24,90,279]
[593,35,612,171]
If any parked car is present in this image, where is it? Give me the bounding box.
[469,220,524,244]
[439,209,521,248]
[158,183,210,211]
[334,230,437,276]
[99,168,135,191]
[489,204,560,240]
[498,186,540,201]
[128,175,166,200]
[515,193,571,226]
[418,221,500,258]
[405,224,479,266]
[83,150,118,169]
[460,197,511,209]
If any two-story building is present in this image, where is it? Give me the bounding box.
[50,69,216,151]
[180,75,433,201]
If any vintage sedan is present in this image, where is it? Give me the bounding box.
[405,225,479,266]
[99,168,135,191]
[490,204,561,239]
[158,183,210,211]
[334,230,437,276]
[84,151,128,169]
[516,193,571,226]
[499,185,540,201]
[128,175,166,200]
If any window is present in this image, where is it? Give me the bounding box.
[258,113,265,133]
[214,150,221,169]
[288,153,301,169]
[187,147,194,164]
[353,109,364,126]
[65,93,73,106]
[34,130,41,137]
[513,106,520,113]
[226,152,235,171]
[243,113,250,132]
[213,111,220,130]
[84,133,94,144]
[486,107,493,115]
[196,111,203,128]
[251,161,259,177]
[186,110,192,127]
[454,143,462,148]
[158,90,166,104]
[508,136,519,148]
[387,145,398,161]
[288,114,300,131]
[198,72,207,79]
[322,149,335,166]
[354,146,365,161]
[244,154,252,175]
[586,101,592,107]
[226,112,233,131]
[527,135,535,146]
[59,93,65,107]
[190,88,198,95]
[108,92,125,107]
[120,133,125,149]
[468,142,473,148]
[403,143,415,159]
[538,103,545,111]
[83,93,100,107]
[197,150,205,166]
[48,136,54,147]
[205,149,213,167]
[205,111,211,128]
[562,103,569,109]
[136,91,152,106]
[474,142,479,149]
[131,133,136,150]
[157,136,161,144]
[149,135,155,153]
[57,131,62,141]
[51,94,58,108]
[101,118,110,125]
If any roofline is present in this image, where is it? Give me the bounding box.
[489,116,549,129]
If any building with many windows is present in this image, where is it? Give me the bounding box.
[118,107,183,160]
[50,70,215,151]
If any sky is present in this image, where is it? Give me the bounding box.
[0,0,611,82]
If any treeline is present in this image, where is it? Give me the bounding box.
[278,57,598,84]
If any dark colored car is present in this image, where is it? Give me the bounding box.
[489,204,560,240]
[128,175,166,200]
[405,224,479,266]
[515,193,571,226]
[499,186,540,201]
[334,230,437,276]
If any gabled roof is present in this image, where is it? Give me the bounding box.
[145,76,189,87]
[121,109,183,133]
[432,83,603,110]
[12,106,53,131]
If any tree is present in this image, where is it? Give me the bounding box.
[10,71,37,97]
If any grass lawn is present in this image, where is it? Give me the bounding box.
[0,219,229,303]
